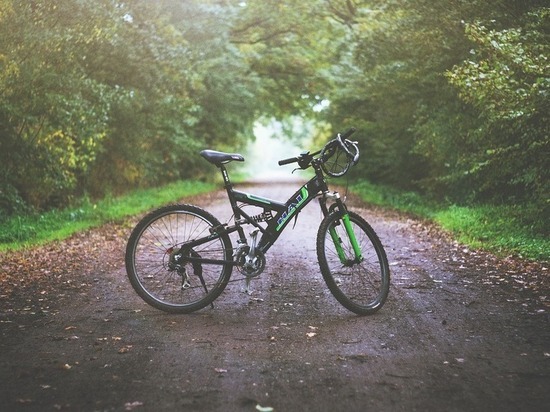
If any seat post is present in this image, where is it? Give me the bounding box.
[218,164,233,191]
[218,163,244,225]
[219,164,240,211]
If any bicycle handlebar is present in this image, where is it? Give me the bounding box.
[278,128,357,168]
[337,128,359,165]
[339,127,356,140]
[278,156,300,166]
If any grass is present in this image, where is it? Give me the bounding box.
[0,180,215,252]
[2,178,548,262]
[352,180,549,262]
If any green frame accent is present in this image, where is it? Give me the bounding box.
[329,225,347,263]
[342,213,363,261]
[275,186,309,231]
[247,194,272,205]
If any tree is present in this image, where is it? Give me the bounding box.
[1,0,547,217]
[446,8,549,204]
[0,0,267,211]
[0,0,114,211]
[315,0,549,207]
[229,0,346,119]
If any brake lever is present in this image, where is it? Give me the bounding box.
[292,164,311,174]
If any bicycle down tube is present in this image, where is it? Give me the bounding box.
[232,176,327,253]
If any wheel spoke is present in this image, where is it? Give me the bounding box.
[126,205,233,313]
[317,211,389,315]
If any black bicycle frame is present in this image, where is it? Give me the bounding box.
[177,160,345,265]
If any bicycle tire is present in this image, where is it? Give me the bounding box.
[316,210,390,315]
[125,204,233,313]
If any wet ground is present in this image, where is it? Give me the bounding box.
[1,182,549,411]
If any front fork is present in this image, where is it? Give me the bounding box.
[321,191,363,265]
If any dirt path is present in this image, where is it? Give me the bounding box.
[1,181,549,412]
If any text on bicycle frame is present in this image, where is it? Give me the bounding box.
[276,187,309,231]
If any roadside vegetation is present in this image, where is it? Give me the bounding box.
[1,1,547,263]
[1,178,547,263]
[352,181,549,261]
[0,181,214,252]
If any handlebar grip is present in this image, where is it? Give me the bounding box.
[278,157,299,166]
[340,127,356,140]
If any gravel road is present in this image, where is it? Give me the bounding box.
[1,181,549,411]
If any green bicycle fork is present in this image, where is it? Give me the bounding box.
[329,213,363,264]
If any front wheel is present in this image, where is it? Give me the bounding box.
[316,210,390,315]
[125,204,233,313]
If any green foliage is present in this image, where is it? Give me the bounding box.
[229,0,345,117]
[445,9,550,204]
[1,0,548,245]
[315,0,549,208]
[0,0,114,210]
[352,180,437,218]
[0,180,214,252]
[434,204,549,261]
[0,0,264,214]
[352,180,549,261]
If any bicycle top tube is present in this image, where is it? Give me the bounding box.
[232,190,287,213]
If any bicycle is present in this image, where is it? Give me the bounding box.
[125,128,390,315]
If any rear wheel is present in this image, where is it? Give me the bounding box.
[317,210,389,315]
[125,204,233,313]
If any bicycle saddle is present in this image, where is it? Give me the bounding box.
[200,150,245,165]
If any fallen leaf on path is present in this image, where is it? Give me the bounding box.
[124,401,144,410]
[118,346,133,354]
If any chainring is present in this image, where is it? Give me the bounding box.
[235,246,266,278]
